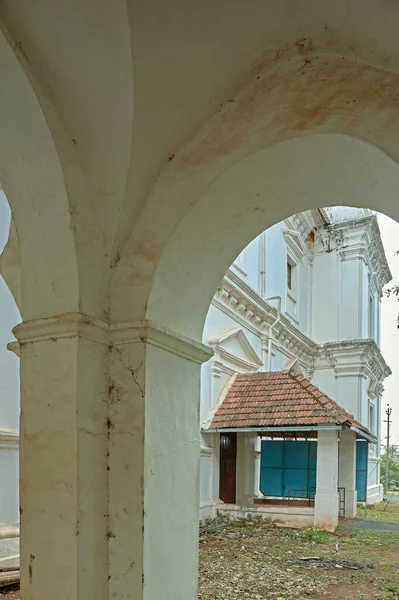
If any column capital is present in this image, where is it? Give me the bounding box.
[110,320,213,365]
[12,312,109,346]
[11,313,213,365]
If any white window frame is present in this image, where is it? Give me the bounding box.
[285,252,299,323]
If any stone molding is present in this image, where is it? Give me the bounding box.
[214,270,318,367]
[0,429,19,449]
[111,320,213,364]
[214,274,390,387]
[209,327,263,373]
[11,313,213,365]
[211,360,237,379]
[283,227,307,263]
[317,340,391,383]
[13,313,109,345]
[326,215,391,292]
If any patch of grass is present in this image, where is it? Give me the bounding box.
[358,500,399,524]
[348,528,399,547]
[199,550,212,563]
[299,527,334,544]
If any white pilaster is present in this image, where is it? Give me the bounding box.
[314,430,339,532]
[15,314,213,600]
[109,320,212,600]
[14,313,110,600]
[236,433,259,504]
[338,430,357,519]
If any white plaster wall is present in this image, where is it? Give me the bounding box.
[311,253,340,343]
[336,376,362,421]
[264,222,287,301]
[311,368,338,404]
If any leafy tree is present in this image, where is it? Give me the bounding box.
[380,445,399,491]
[385,254,399,327]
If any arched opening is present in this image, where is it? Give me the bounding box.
[146,134,399,340]
[137,133,399,599]
[197,205,398,597]
[0,189,20,543]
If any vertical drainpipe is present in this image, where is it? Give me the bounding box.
[264,296,281,372]
[259,231,266,298]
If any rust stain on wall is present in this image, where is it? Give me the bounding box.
[180,46,399,170]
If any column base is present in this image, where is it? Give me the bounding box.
[343,489,357,519]
[314,493,339,532]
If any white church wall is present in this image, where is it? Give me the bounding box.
[311,368,338,404]
[311,252,340,344]
[199,210,390,515]
[264,222,287,301]
[336,376,362,421]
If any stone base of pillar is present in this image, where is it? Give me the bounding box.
[314,493,339,532]
[344,490,357,519]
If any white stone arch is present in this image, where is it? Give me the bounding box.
[145,133,399,340]
[0,29,80,320]
[112,49,399,329]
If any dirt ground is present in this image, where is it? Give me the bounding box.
[0,585,19,600]
[2,513,398,600]
[198,518,399,600]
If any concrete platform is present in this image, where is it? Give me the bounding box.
[217,503,314,528]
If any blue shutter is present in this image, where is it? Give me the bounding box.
[260,440,317,498]
[356,440,368,502]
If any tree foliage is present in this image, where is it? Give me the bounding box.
[380,445,399,490]
[385,251,399,327]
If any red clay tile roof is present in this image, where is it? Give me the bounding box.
[207,370,374,440]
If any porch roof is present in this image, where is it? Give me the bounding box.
[203,370,375,442]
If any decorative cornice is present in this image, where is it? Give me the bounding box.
[214,271,318,367]
[318,339,391,383]
[110,320,213,365]
[328,215,392,291]
[11,313,213,365]
[0,429,19,449]
[214,272,391,387]
[211,360,236,378]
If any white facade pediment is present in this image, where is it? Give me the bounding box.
[209,327,263,372]
[284,357,307,377]
[283,228,308,262]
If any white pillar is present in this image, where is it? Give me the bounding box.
[236,433,259,504]
[109,321,212,600]
[314,430,339,532]
[254,435,261,498]
[338,430,357,519]
[15,314,110,600]
[16,315,212,600]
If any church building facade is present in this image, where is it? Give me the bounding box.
[200,207,391,527]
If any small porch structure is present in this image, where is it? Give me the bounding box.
[202,370,375,531]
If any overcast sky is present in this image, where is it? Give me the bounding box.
[379,213,399,447]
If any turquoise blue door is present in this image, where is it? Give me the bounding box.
[260,440,317,499]
[356,440,368,502]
